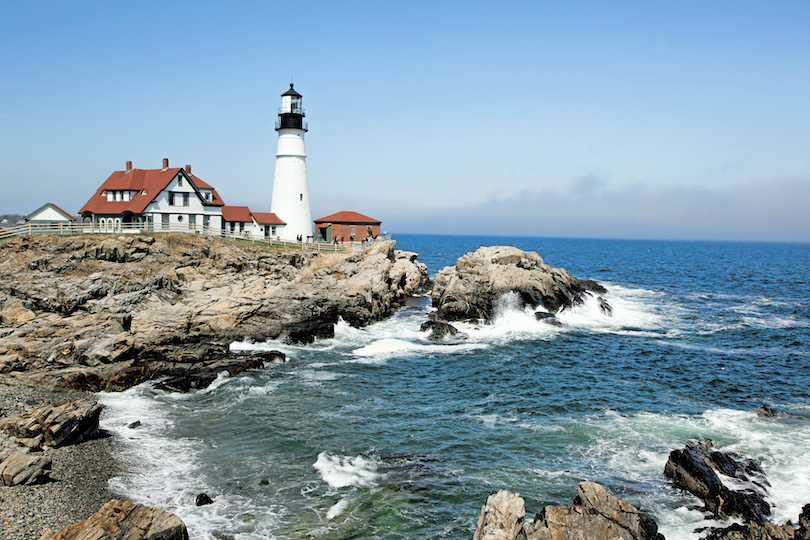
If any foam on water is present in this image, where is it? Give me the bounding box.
[313,452,381,490]
[569,407,810,540]
[99,382,285,540]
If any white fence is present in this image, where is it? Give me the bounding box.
[0,222,391,253]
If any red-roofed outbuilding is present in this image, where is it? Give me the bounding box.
[314,211,381,242]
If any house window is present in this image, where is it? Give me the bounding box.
[178,176,183,187]
[178,215,183,222]
[123,191,131,202]
[115,191,121,201]
[107,192,114,202]
[189,214,196,230]
[161,214,169,229]
[239,222,244,232]
[203,215,210,228]
[271,226,276,236]
[168,193,175,206]
[350,225,356,236]
[300,194,303,201]
[183,193,189,207]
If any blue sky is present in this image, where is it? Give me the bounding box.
[1,1,808,241]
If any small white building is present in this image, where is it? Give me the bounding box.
[222,206,286,238]
[25,203,76,224]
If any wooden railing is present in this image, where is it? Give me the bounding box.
[0,221,391,253]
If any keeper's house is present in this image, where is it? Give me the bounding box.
[79,159,226,233]
[314,211,381,242]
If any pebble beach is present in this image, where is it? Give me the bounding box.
[0,380,119,540]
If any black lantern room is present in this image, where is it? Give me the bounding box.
[276,84,307,131]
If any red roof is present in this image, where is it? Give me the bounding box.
[314,211,381,224]
[48,203,77,221]
[251,212,285,225]
[78,167,225,216]
[221,205,253,222]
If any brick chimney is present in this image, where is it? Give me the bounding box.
[162,158,169,170]
[126,161,132,172]
[185,164,191,174]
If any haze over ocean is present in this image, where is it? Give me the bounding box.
[98,234,810,539]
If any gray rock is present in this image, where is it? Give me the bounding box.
[431,246,605,322]
[0,235,429,392]
[597,296,613,317]
[420,320,466,342]
[752,406,806,420]
[2,397,102,449]
[0,450,51,486]
[664,438,770,523]
[38,499,188,540]
[473,482,662,540]
[534,311,562,326]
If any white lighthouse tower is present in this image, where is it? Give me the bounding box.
[271,84,312,241]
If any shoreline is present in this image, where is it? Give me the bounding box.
[0,378,119,540]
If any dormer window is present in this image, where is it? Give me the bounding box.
[178,176,183,187]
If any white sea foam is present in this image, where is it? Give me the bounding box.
[353,338,420,357]
[570,407,810,540]
[326,498,350,519]
[99,383,283,540]
[313,452,380,489]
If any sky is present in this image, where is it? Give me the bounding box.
[1,1,809,242]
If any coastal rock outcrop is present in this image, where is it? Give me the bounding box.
[0,396,103,486]
[39,499,188,540]
[473,482,663,540]
[0,447,51,486]
[420,320,466,342]
[664,438,770,523]
[431,246,606,322]
[0,234,428,392]
[1,396,102,448]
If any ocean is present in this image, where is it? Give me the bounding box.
[97,234,810,540]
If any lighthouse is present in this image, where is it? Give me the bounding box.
[270,84,312,241]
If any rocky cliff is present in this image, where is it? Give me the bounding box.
[431,246,606,321]
[0,234,428,392]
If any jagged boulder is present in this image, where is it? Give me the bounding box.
[420,320,466,342]
[473,482,662,540]
[0,447,52,486]
[1,397,102,448]
[39,499,188,540]
[752,406,806,420]
[473,490,526,540]
[431,246,605,322]
[534,311,562,326]
[389,250,430,297]
[664,438,770,523]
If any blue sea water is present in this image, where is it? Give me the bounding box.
[98,235,810,540]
